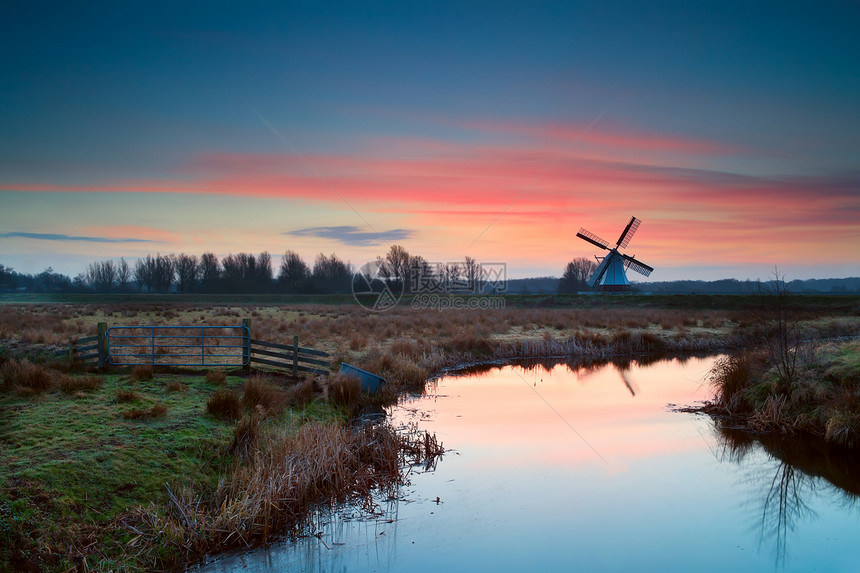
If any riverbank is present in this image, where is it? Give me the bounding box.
[703,339,860,447]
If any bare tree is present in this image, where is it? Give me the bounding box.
[116,258,131,292]
[85,260,117,292]
[312,253,353,293]
[278,250,310,293]
[558,257,598,293]
[385,245,411,289]
[256,251,273,292]
[199,252,220,293]
[463,256,481,293]
[174,253,200,293]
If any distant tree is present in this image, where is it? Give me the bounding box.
[312,253,353,293]
[463,256,481,293]
[174,253,200,293]
[384,245,411,290]
[278,250,310,293]
[199,252,221,292]
[408,254,434,293]
[255,251,273,292]
[85,260,117,292]
[558,257,597,293]
[442,263,461,292]
[116,258,131,292]
[133,256,152,292]
[134,254,174,292]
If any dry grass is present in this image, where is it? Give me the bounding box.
[59,374,103,393]
[205,370,227,385]
[707,341,860,448]
[206,390,242,421]
[286,378,316,408]
[122,402,168,420]
[128,420,409,559]
[327,373,362,412]
[0,359,57,395]
[131,364,154,382]
[116,388,140,402]
[165,379,186,392]
[242,375,287,416]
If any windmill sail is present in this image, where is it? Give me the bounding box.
[622,254,653,277]
[616,216,641,249]
[576,228,610,250]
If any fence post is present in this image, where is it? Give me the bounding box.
[242,319,251,368]
[97,322,107,369]
[292,335,299,377]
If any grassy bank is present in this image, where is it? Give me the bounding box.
[0,360,437,571]
[706,340,860,447]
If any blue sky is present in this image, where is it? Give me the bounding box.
[1,1,858,280]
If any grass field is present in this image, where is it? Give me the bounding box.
[1,293,859,570]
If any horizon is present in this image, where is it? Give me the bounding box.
[2,2,859,282]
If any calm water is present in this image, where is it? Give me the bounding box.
[199,356,860,572]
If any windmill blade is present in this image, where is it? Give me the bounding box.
[618,367,639,397]
[576,228,610,250]
[587,255,612,287]
[622,254,654,277]
[616,216,641,249]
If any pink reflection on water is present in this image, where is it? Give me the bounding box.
[393,356,718,472]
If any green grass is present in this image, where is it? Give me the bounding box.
[0,369,343,571]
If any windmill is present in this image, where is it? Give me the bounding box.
[576,216,654,292]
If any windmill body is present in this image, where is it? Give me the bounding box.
[576,216,654,292]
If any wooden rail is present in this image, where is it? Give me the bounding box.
[249,336,330,376]
[54,319,331,375]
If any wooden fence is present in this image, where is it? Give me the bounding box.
[54,319,330,375]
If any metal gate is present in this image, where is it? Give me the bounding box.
[106,325,250,367]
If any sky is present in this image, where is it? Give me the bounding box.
[1,1,859,281]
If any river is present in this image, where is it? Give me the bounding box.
[197,355,860,572]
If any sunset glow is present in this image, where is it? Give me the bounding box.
[2,3,858,280]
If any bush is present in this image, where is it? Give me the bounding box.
[59,375,103,393]
[242,375,287,417]
[286,379,316,408]
[123,402,168,420]
[328,373,361,411]
[0,359,56,395]
[116,388,140,402]
[165,380,186,392]
[131,365,154,382]
[206,390,241,421]
[205,370,226,386]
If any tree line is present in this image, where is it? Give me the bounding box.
[0,249,600,295]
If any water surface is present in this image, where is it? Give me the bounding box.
[200,356,860,572]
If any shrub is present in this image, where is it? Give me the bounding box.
[206,390,241,421]
[242,375,287,417]
[287,379,316,408]
[165,380,186,392]
[0,359,56,395]
[116,388,140,402]
[205,370,226,386]
[131,365,154,382]
[59,375,103,393]
[328,373,361,411]
[123,402,168,420]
